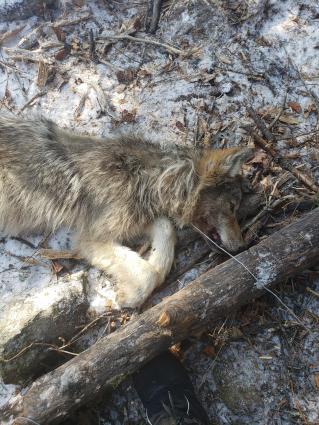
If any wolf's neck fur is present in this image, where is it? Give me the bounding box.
[154,153,201,226]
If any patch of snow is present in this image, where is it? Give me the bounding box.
[255,259,277,289]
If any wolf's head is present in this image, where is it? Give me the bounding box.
[191,147,254,253]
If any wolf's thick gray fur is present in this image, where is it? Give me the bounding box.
[0,115,252,307]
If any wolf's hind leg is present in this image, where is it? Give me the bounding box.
[147,217,175,285]
[78,241,160,308]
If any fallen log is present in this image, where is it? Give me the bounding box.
[3,208,319,425]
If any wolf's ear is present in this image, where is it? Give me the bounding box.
[197,147,254,183]
[219,147,255,177]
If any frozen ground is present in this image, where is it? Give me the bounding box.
[0,0,318,423]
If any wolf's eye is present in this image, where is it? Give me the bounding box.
[230,202,236,213]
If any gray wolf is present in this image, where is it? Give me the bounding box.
[0,115,253,308]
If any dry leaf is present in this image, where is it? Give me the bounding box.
[250,150,269,168]
[304,102,317,118]
[260,175,273,192]
[230,327,244,338]
[218,54,233,64]
[287,101,302,114]
[55,48,68,61]
[175,120,186,132]
[314,374,319,389]
[116,69,136,84]
[278,114,300,125]
[51,261,64,274]
[121,109,136,123]
[203,345,216,357]
[52,26,66,42]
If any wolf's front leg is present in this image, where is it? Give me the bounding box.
[78,241,160,308]
[147,217,176,285]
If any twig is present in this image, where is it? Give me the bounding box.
[247,106,277,143]
[0,25,25,46]
[0,58,31,77]
[242,196,293,232]
[247,107,318,193]
[18,90,47,114]
[306,287,319,299]
[52,14,91,29]
[37,248,82,260]
[276,129,319,140]
[283,46,319,119]
[252,131,318,193]
[148,0,163,34]
[0,342,77,363]
[97,34,195,56]
[89,28,96,60]
[3,47,53,64]
[268,90,287,130]
[0,314,110,364]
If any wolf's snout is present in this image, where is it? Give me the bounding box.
[222,237,246,254]
[218,218,245,254]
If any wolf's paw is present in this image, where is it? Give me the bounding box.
[116,287,144,309]
[116,265,160,309]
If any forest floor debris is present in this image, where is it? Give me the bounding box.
[0,0,318,424]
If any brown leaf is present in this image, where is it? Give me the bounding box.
[304,102,317,118]
[52,26,66,42]
[287,101,302,114]
[230,327,244,338]
[121,109,136,123]
[250,150,269,168]
[55,48,68,61]
[203,345,216,358]
[260,175,273,192]
[278,114,300,125]
[116,69,136,84]
[175,120,186,131]
[51,261,64,274]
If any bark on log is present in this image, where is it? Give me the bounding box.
[3,208,319,425]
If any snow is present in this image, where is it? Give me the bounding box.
[255,258,277,288]
[0,0,318,422]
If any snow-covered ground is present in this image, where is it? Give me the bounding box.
[0,0,318,423]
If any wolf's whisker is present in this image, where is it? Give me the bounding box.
[192,225,258,280]
[191,225,308,329]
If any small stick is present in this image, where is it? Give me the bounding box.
[247,107,318,193]
[306,287,319,298]
[37,248,82,260]
[252,132,318,193]
[18,91,47,114]
[52,14,91,29]
[97,34,195,56]
[0,25,25,46]
[148,0,163,34]
[89,28,96,60]
[268,90,287,130]
[242,196,293,232]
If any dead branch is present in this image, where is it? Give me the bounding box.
[97,34,196,57]
[4,208,319,425]
[37,248,81,260]
[148,0,163,34]
[247,107,319,193]
[0,25,25,46]
[18,91,47,114]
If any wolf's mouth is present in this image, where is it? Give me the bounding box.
[210,228,222,245]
